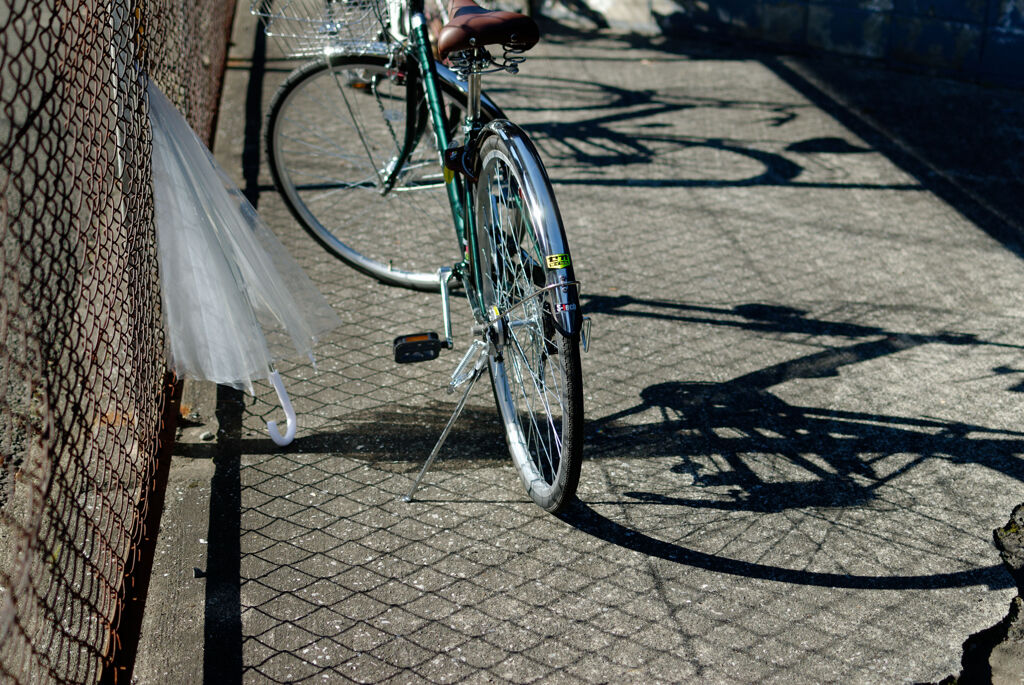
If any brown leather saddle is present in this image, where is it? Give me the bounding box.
[437,0,539,60]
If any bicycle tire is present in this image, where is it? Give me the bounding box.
[265,54,500,290]
[473,121,584,513]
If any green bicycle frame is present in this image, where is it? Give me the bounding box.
[405,10,488,319]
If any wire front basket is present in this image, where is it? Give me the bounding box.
[250,0,392,57]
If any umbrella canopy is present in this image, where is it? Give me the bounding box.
[149,80,340,442]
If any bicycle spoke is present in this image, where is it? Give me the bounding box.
[506,324,561,476]
[475,135,581,511]
[266,55,483,287]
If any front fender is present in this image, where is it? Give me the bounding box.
[480,120,582,336]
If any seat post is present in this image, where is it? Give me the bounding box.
[465,51,484,130]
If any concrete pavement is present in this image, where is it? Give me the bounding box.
[134,4,1024,683]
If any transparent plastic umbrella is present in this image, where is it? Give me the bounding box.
[148,80,340,445]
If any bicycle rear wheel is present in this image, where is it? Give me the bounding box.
[473,122,584,513]
[265,54,499,290]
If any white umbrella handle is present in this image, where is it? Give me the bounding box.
[267,370,296,446]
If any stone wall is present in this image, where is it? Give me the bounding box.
[650,0,1024,87]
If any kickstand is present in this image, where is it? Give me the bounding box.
[403,340,489,503]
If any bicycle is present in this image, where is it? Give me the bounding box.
[252,0,589,512]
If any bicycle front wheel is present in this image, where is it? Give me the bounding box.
[473,121,584,513]
[266,55,498,290]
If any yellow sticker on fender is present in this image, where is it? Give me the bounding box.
[546,254,571,269]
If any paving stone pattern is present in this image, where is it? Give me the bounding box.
[199,13,1024,684]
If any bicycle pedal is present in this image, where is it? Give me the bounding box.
[394,332,443,363]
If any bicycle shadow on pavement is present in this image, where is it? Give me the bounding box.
[503,72,888,190]
[517,25,1024,252]
[564,296,1024,590]
[557,499,1014,590]
[490,39,924,193]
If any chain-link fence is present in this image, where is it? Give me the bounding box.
[0,1,234,681]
